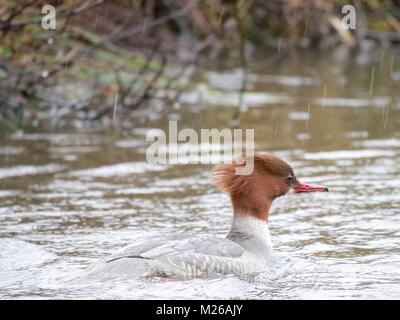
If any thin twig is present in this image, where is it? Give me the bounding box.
[97,0,197,47]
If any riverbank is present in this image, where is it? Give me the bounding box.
[1,0,400,134]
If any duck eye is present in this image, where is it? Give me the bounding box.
[287,175,293,182]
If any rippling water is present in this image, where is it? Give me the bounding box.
[0,49,399,299]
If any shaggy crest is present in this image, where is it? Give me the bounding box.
[210,154,295,197]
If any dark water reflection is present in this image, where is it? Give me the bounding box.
[0,48,399,299]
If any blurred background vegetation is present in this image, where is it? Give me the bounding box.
[1,0,400,134]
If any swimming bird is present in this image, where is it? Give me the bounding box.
[85,154,328,279]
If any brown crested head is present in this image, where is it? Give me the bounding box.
[210,154,297,222]
[211,153,328,222]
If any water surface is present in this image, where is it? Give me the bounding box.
[1,48,399,299]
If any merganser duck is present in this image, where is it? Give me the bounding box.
[85,154,328,279]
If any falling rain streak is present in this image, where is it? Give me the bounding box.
[304,21,309,36]
[322,84,327,109]
[383,106,389,129]
[113,92,119,120]
[390,54,395,76]
[218,5,225,27]
[369,67,375,95]
[273,124,280,138]
[142,17,147,33]
[380,50,385,70]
